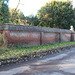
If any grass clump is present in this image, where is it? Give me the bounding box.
[0,41,75,65]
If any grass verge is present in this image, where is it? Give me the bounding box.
[0,42,75,65]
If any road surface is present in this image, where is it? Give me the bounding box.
[0,47,75,75]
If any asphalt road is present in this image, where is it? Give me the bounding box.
[0,47,75,75]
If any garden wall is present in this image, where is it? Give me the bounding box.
[0,24,75,48]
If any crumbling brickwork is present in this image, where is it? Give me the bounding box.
[0,24,75,48]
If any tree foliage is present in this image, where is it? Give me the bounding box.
[25,15,39,26]
[9,8,25,25]
[38,1,75,29]
[0,0,75,29]
[0,0,10,23]
[0,0,26,25]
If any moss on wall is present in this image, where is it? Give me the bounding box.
[0,33,7,50]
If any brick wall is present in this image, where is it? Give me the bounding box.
[0,24,75,48]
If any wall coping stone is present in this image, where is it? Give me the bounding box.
[0,24,74,33]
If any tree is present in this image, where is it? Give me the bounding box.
[9,8,25,24]
[38,1,75,29]
[31,15,39,26]
[9,0,26,25]
[25,15,39,26]
[0,0,10,23]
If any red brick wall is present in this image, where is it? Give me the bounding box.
[42,32,59,44]
[5,31,40,47]
[4,30,74,47]
[0,24,75,48]
[74,34,75,41]
[71,33,75,41]
[60,33,71,42]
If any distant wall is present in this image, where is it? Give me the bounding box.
[0,24,75,48]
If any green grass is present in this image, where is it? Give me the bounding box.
[0,42,75,60]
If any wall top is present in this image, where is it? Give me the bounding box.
[0,24,74,33]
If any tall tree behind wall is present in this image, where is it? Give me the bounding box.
[9,0,26,25]
[38,1,75,29]
[0,0,10,23]
[9,8,25,25]
[25,15,40,26]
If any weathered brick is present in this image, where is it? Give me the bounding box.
[0,24,75,48]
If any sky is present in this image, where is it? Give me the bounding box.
[9,0,75,16]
